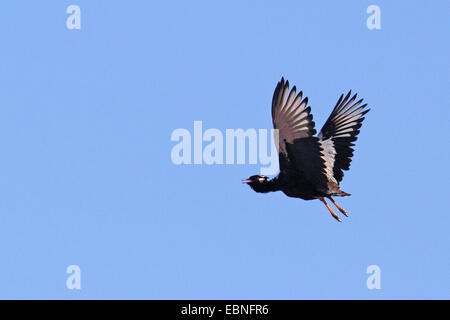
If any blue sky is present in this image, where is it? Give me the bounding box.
[0,1,449,299]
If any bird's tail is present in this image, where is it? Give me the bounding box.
[328,182,351,197]
[335,190,351,197]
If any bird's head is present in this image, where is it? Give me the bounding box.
[242,175,269,192]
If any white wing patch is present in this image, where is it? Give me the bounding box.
[319,138,337,184]
[317,90,370,184]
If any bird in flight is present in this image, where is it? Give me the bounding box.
[243,77,370,222]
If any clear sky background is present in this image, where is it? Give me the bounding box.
[0,1,449,299]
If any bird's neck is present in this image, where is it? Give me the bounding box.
[252,177,281,193]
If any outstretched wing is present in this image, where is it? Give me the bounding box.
[271,77,316,155]
[318,91,370,183]
[271,77,329,192]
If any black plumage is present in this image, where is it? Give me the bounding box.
[243,77,370,222]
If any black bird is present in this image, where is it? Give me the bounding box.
[243,77,370,222]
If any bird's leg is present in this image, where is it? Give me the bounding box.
[327,196,348,217]
[317,197,341,222]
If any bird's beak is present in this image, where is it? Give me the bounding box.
[242,179,252,184]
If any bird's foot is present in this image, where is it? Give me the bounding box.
[331,212,342,222]
[327,196,349,217]
[338,207,348,217]
[318,197,341,222]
